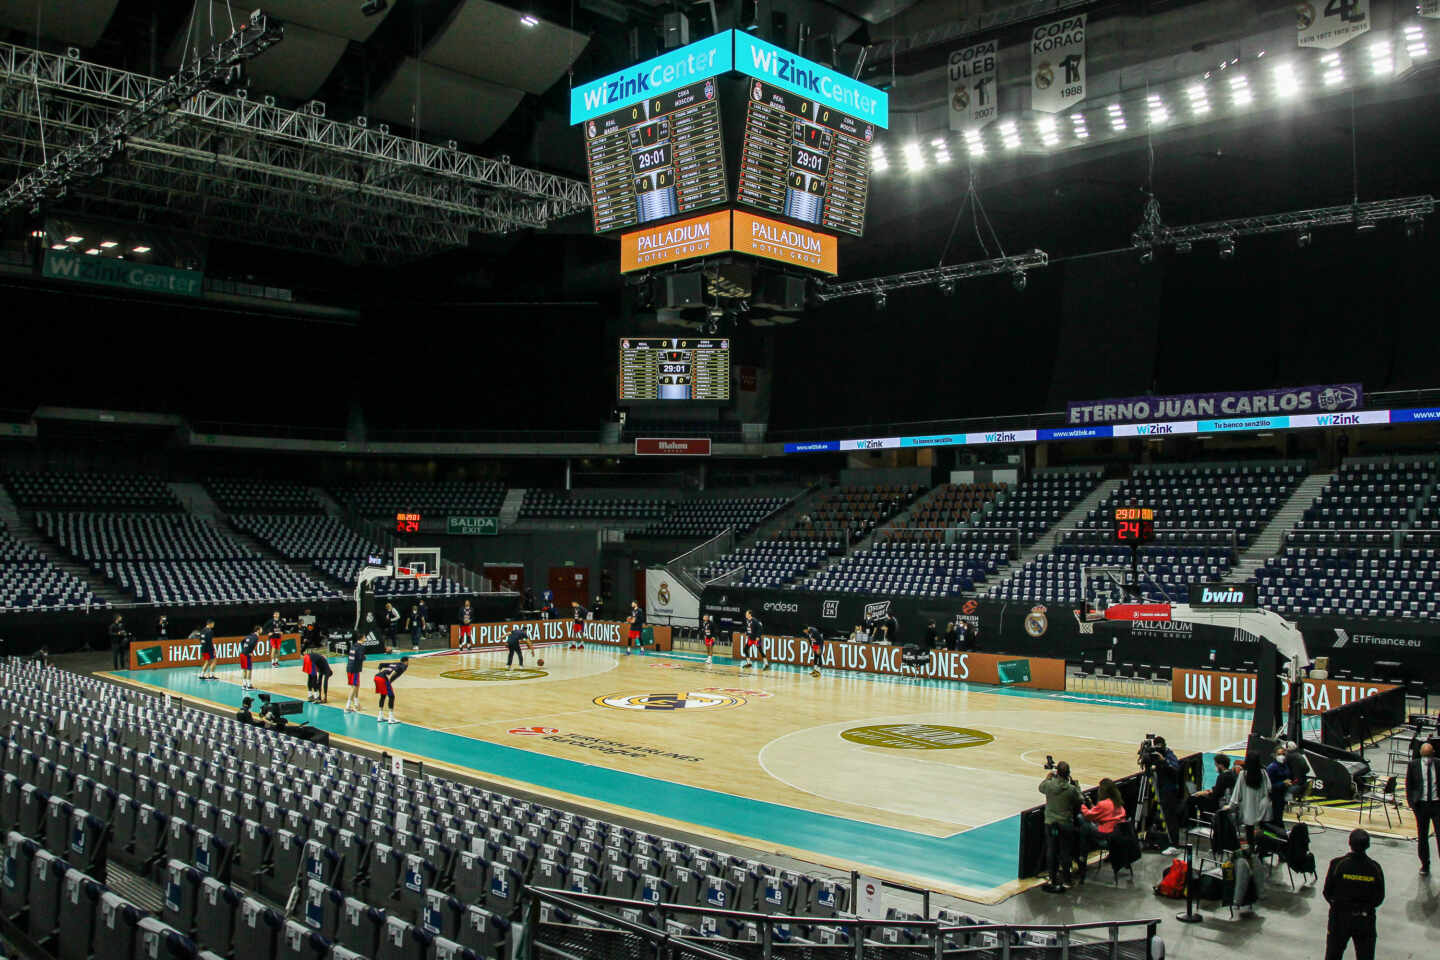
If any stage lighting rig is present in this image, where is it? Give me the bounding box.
[360,0,388,16]
[1011,270,1027,291]
[0,12,284,214]
[816,250,1049,303]
[1218,237,1236,260]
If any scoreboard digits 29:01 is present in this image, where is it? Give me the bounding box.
[1112,507,1155,545]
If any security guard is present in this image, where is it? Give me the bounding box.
[1322,828,1385,960]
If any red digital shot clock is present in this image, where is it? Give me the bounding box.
[395,512,421,534]
[1113,506,1155,545]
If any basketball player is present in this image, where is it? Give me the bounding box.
[626,600,645,656]
[197,618,217,680]
[701,614,718,664]
[266,609,284,667]
[741,610,769,670]
[458,599,474,649]
[505,624,535,670]
[238,626,260,690]
[373,657,409,723]
[383,602,400,649]
[541,588,555,620]
[312,648,332,704]
[343,640,366,713]
[569,601,588,650]
[804,625,825,677]
[302,646,318,701]
[405,604,423,651]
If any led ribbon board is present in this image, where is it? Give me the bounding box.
[570,32,735,124]
[732,32,889,129]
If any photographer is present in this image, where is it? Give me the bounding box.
[108,614,129,670]
[1138,735,1184,849]
[1039,760,1082,892]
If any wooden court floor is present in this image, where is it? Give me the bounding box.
[114,646,1256,899]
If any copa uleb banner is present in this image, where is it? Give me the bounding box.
[731,634,1066,689]
[126,634,302,670]
[1171,667,1396,715]
[450,619,672,651]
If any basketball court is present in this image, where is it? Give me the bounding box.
[108,643,1256,903]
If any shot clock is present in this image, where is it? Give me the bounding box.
[1113,507,1155,545]
[396,512,421,534]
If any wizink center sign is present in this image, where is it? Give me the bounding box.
[44,249,203,298]
[571,31,889,128]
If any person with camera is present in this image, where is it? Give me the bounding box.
[107,613,129,670]
[1039,760,1082,892]
[1139,735,1183,849]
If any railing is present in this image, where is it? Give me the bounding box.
[669,527,738,574]
[523,886,1165,960]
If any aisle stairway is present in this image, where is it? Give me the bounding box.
[1225,471,1334,583]
[499,489,525,530]
[970,477,1125,597]
[0,486,125,604]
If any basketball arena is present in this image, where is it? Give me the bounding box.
[0,2,1438,959]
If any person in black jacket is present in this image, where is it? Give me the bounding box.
[108,614,129,670]
[1323,829,1385,960]
[235,697,257,725]
[238,627,260,690]
[155,614,169,642]
[343,642,366,713]
[626,601,645,656]
[374,658,409,724]
[1407,742,1439,874]
[383,602,400,648]
[740,610,769,670]
[923,620,938,650]
[197,618,218,680]
[311,648,333,704]
[266,610,284,667]
[804,625,825,677]
[569,601,589,650]
[701,614,719,664]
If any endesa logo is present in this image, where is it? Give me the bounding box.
[763,601,799,613]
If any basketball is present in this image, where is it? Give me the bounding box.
[537,658,545,667]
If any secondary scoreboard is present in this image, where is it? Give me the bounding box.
[736,80,873,237]
[583,79,727,234]
[619,337,731,402]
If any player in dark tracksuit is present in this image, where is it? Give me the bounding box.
[1323,829,1385,960]
[626,601,645,656]
[373,658,409,723]
[239,627,260,690]
[541,589,555,620]
[405,604,423,651]
[702,614,718,664]
[197,618,218,680]
[266,611,284,666]
[311,648,333,703]
[505,626,534,669]
[804,625,825,677]
[740,610,769,670]
[569,601,589,650]
[344,643,366,713]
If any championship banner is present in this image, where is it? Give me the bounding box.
[1424,0,1440,18]
[449,618,672,651]
[1068,382,1362,425]
[1030,14,1085,113]
[1171,667,1395,715]
[948,39,998,132]
[1296,0,1369,49]
[127,634,302,670]
[732,634,1066,690]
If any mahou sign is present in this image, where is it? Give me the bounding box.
[450,619,672,651]
[635,437,712,456]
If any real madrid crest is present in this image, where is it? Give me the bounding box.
[1024,604,1049,638]
[658,582,671,605]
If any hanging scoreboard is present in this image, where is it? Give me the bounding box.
[736,79,873,238]
[619,337,731,402]
[582,79,728,234]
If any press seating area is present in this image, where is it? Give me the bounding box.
[803,533,1012,598]
[337,482,506,518]
[518,492,672,522]
[232,516,381,562]
[0,523,105,612]
[316,560,468,598]
[205,478,323,514]
[1082,462,1306,549]
[638,496,789,538]
[693,543,831,589]
[887,482,1005,533]
[980,471,1103,545]
[987,545,1233,606]
[4,472,179,511]
[0,659,894,960]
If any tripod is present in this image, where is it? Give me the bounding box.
[1133,760,1172,849]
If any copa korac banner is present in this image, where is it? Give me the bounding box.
[1424,0,1440,18]
[1030,13,1085,113]
[1297,0,1369,49]
[948,39,998,132]
[1067,383,1362,425]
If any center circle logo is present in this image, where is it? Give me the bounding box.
[442,668,548,682]
[841,724,994,750]
[594,691,746,711]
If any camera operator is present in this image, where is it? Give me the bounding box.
[1039,760,1082,892]
[155,614,169,642]
[108,614,129,670]
[1138,735,1184,849]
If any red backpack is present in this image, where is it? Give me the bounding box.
[1153,858,1188,899]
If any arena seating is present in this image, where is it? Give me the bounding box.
[205,478,323,514]
[4,472,179,511]
[336,481,507,518]
[988,544,1233,605]
[1087,463,1305,548]
[637,496,788,538]
[887,482,1005,533]
[0,659,893,958]
[979,470,1103,544]
[519,492,672,522]
[231,515,381,561]
[693,542,831,588]
[1295,459,1435,533]
[804,532,1013,597]
[316,560,469,598]
[0,523,105,612]
[790,484,924,543]
[105,560,344,606]
[37,513,259,563]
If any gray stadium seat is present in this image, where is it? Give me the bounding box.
[423,888,463,941]
[18,782,49,839]
[376,915,432,960]
[196,878,240,957]
[433,935,479,960]
[45,794,74,854]
[457,905,507,958]
[163,859,203,936]
[486,861,521,918]
[233,895,283,960]
[68,807,108,875]
[266,828,304,901]
[303,839,340,888]
[760,874,796,914]
[337,896,385,956]
[3,830,39,918]
[134,916,199,960]
[27,847,65,944]
[0,773,22,832]
[93,891,145,960]
[398,850,437,921]
[452,850,486,906]
[702,874,738,911]
[330,947,368,960]
[302,878,343,940]
[638,873,673,909]
[601,862,639,899]
[238,820,273,892]
[368,841,401,906]
[57,869,104,960]
[132,803,169,871]
[280,917,331,960]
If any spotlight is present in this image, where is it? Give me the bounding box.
[1355,222,1376,236]
[1138,249,1154,265]
[360,0,388,16]
[1218,237,1236,260]
[874,291,888,310]
[938,280,955,296]
[1296,231,1312,248]
[1011,270,1027,292]
[520,14,540,27]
